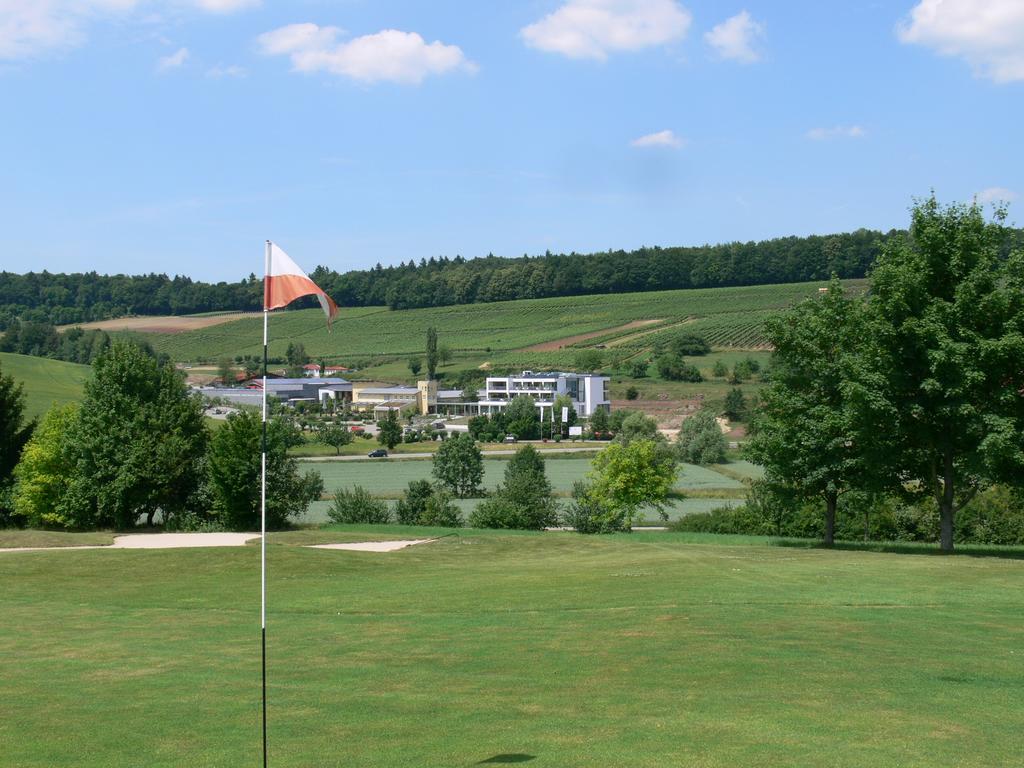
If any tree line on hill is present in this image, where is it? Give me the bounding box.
[10,226,1023,328]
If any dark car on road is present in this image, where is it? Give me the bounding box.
[367,448,388,458]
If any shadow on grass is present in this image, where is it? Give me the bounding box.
[770,538,1024,560]
[476,755,535,764]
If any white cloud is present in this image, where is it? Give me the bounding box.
[191,0,259,12]
[207,63,246,78]
[897,0,1024,83]
[705,10,764,63]
[976,186,1018,203]
[0,0,255,60]
[0,0,137,60]
[806,125,865,141]
[630,129,684,148]
[257,24,476,85]
[157,45,188,71]
[520,0,691,61]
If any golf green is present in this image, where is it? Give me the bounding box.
[1,529,1022,767]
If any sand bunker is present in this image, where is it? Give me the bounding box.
[306,539,436,552]
[0,533,435,554]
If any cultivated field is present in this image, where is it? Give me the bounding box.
[0,352,90,419]
[59,312,258,333]
[2,529,1021,767]
[122,280,865,363]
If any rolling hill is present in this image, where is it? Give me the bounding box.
[123,279,865,365]
[0,352,90,419]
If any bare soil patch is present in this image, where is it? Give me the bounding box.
[523,319,664,352]
[604,317,695,347]
[60,312,258,334]
[611,397,705,429]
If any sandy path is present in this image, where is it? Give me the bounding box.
[0,533,435,554]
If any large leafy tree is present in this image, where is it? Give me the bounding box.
[746,279,869,545]
[676,409,727,465]
[852,197,1024,552]
[12,404,77,528]
[206,409,324,530]
[587,439,678,529]
[317,422,353,455]
[504,395,540,439]
[432,432,484,498]
[61,343,208,529]
[377,409,403,449]
[0,361,35,490]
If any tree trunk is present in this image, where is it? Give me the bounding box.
[824,493,837,546]
[939,450,955,553]
[146,510,155,528]
[863,509,870,542]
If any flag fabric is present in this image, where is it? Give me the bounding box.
[264,242,338,324]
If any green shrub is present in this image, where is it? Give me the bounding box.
[955,486,1024,545]
[625,386,639,400]
[656,354,703,382]
[328,486,391,524]
[629,359,649,378]
[676,409,727,464]
[394,480,433,525]
[420,490,462,527]
[668,333,711,357]
[468,445,558,530]
[395,480,462,527]
[669,504,769,535]
[564,481,629,533]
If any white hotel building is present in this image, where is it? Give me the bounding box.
[476,371,610,418]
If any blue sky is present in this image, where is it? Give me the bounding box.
[1,0,1021,281]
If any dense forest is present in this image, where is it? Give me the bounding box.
[3,227,1022,327]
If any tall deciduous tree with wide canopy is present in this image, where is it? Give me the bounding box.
[61,342,209,529]
[852,197,1024,552]
[746,279,869,545]
[432,432,484,498]
[207,409,324,530]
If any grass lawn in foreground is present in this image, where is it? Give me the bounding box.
[1,529,1022,767]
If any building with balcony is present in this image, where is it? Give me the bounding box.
[477,371,610,418]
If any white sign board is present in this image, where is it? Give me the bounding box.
[561,406,569,422]
[568,425,583,437]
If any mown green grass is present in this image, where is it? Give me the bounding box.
[296,458,748,525]
[126,280,861,363]
[303,457,744,496]
[1,530,1022,767]
[0,352,89,419]
[0,529,116,548]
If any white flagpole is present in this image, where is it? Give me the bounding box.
[261,240,270,768]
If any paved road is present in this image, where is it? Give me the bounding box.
[301,446,602,461]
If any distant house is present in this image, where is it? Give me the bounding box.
[303,363,351,377]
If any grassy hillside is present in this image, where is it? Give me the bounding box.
[0,352,89,419]
[2,530,1022,767]
[126,279,864,364]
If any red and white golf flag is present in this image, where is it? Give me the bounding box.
[264,241,338,325]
